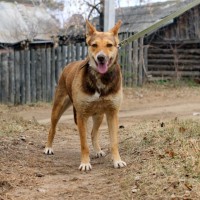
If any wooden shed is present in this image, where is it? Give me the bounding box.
[116,0,200,83]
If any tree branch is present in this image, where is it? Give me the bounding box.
[83,0,101,14]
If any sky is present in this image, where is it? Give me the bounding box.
[55,0,168,27]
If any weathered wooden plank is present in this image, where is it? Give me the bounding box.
[120,45,126,86]
[36,49,42,101]
[46,48,51,102]
[81,42,86,59]
[41,48,47,101]
[148,59,200,64]
[61,45,67,69]
[20,50,25,104]
[55,47,62,83]
[148,54,200,59]
[1,53,9,104]
[51,48,56,99]
[8,52,15,104]
[71,44,75,61]
[30,49,36,103]
[138,37,144,86]
[143,45,148,83]
[127,40,132,87]
[76,43,81,60]
[149,48,200,54]
[148,71,200,76]
[148,64,200,70]
[133,40,138,86]
[25,50,31,103]
[14,51,21,104]
[67,44,71,64]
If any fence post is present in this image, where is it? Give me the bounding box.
[61,45,66,68]
[55,47,62,83]
[67,44,71,64]
[71,44,75,61]
[51,48,56,99]
[76,43,80,60]
[25,50,31,103]
[1,53,9,104]
[143,45,149,83]
[138,37,144,86]
[14,51,20,104]
[20,50,26,104]
[133,40,138,86]
[8,51,15,104]
[36,48,42,101]
[41,48,47,101]
[81,42,86,59]
[46,48,51,102]
[30,49,36,103]
[120,44,126,86]
[127,39,133,87]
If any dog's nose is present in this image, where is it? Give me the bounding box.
[97,55,106,63]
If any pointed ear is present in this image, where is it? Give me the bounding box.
[109,20,122,35]
[86,20,96,36]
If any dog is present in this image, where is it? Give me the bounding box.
[44,20,126,171]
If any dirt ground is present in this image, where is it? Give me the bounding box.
[1,84,200,200]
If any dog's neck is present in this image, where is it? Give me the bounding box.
[82,61,121,97]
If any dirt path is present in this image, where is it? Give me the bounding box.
[1,86,200,200]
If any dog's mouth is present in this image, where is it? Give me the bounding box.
[94,58,112,74]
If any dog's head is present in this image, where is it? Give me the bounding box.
[86,20,122,74]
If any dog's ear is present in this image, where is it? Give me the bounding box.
[86,20,96,44]
[109,20,122,36]
[86,20,96,36]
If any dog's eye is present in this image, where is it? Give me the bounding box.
[91,44,97,48]
[107,43,113,48]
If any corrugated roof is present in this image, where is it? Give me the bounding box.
[0,2,59,44]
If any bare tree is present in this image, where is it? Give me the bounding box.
[84,0,104,31]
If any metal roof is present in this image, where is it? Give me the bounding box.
[0,2,59,44]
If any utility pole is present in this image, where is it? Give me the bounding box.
[104,0,115,31]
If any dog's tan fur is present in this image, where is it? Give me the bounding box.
[44,20,126,171]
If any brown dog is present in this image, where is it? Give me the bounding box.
[44,20,126,171]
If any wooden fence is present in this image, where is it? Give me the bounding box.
[0,43,87,104]
[0,38,146,104]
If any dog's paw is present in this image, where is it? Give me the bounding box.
[113,160,127,168]
[79,163,92,171]
[44,147,54,155]
[96,150,106,158]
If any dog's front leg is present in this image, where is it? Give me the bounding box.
[106,110,126,168]
[77,114,92,171]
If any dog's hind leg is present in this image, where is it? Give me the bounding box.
[91,114,106,158]
[44,86,72,155]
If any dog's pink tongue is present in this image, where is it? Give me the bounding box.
[97,63,108,74]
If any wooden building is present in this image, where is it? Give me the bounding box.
[116,0,200,83]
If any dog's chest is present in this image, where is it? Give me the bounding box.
[78,89,122,114]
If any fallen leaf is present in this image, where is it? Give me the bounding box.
[179,127,186,133]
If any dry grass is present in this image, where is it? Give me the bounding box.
[118,118,200,199]
[1,85,200,199]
